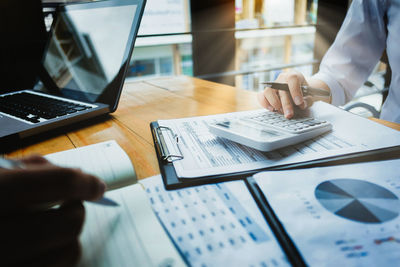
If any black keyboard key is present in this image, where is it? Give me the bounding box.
[0,92,92,123]
[73,107,87,111]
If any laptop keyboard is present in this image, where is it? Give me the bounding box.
[0,92,92,123]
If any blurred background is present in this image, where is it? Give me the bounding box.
[43,0,390,118]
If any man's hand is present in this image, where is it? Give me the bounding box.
[257,71,330,119]
[0,155,106,267]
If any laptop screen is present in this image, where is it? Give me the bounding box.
[39,0,145,111]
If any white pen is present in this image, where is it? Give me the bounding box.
[0,157,119,207]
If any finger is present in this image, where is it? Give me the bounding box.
[257,91,274,111]
[20,154,49,165]
[263,88,282,112]
[303,95,314,109]
[26,239,81,267]
[287,73,306,109]
[2,201,85,245]
[0,167,105,210]
[278,90,294,119]
[1,201,85,265]
[57,201,86,236]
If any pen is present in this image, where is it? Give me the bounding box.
[0,157,119,207]
[261,82,331,97]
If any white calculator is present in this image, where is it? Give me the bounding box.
[209,110,332,152]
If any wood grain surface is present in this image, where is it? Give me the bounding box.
[5,76,400,180]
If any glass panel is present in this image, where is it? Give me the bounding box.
[127,43,193,80]
[235,28,316,91]
[233,0,319,91]
[235,0,318,29]
[127,0,318,86]
[138,0,191,35]
[127,0,193,80]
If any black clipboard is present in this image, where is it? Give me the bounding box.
[151,121,400,190]
[151,121,252,189]
[244,177,307,267]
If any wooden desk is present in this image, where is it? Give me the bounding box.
[5,76,400,180]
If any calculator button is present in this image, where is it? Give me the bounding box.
[242,111,331,134]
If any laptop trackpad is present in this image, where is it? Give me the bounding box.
[0,114,31,137]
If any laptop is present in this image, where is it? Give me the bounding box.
[0,0,146,143]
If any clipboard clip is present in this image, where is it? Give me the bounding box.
[155,126,184,163]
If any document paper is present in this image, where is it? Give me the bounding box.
[78,183,186,267]
[158,102,400,178]
[45,140,136,189]
[254,159,400,267]
[141,175,290,267]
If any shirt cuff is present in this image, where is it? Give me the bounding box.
[312,72,346,106]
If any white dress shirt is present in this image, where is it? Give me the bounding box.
[312,0,400,123]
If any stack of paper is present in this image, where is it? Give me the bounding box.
[141,176,290,267]
[254,159,400,267]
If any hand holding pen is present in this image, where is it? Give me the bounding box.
[0,156,118,207]
[257,71,331,119]
[0,155,108,266]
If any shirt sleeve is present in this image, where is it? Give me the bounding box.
[312,0,388,106]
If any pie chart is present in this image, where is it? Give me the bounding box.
[315,179,400,223]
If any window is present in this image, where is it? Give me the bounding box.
[234,0,318,90]
[126,0,193,81]
[127,0,317,87]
